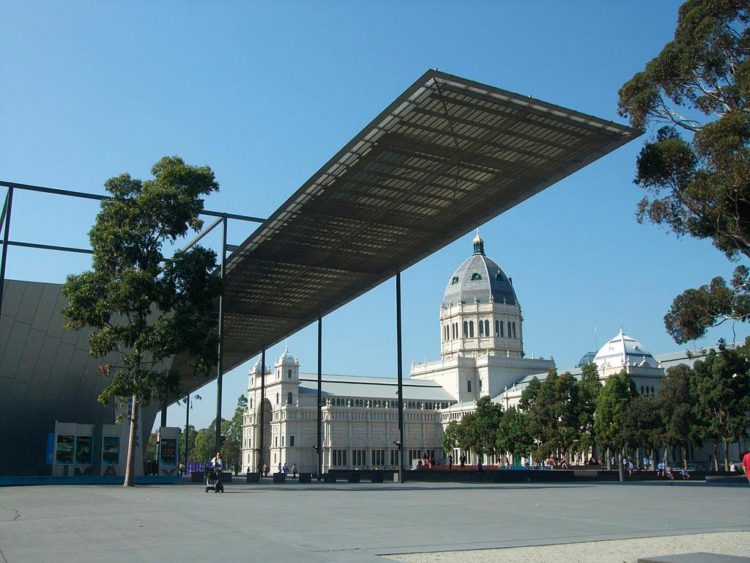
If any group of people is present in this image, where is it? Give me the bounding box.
[259,462,297,479]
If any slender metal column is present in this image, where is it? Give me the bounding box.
[160,401,167,428]
[396,272,404,484]
[184,394,191,472]
[259,349,266,471]
[214,217,227,452]
[0,187,13,322]
[317,316,323,480]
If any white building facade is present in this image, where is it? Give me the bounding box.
[240,234,684,473]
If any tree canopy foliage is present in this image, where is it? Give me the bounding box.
[62,156,222,486]
[618,0,750,343]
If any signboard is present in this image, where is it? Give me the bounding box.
[55,435,74,464]
[75,436,92,464]
[102,436,120,466]
[159,439,177,467]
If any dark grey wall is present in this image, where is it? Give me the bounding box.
[0,280,158,476]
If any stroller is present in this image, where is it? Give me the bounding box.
[205,462,224,493]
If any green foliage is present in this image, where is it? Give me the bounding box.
[659,365,699,461]
[594,371,638,453]
[61,156,222,485]
[193,419,226,463]
[690,339,750,468]
[621,394,662,454]
[665,268,750,342]
[222,395,248,470]
[577,363,602,453]
[495,407,533,460]
[618,0,750,342]
[441,420,460,453]
[438,398,504,457]
[178,424,197,464]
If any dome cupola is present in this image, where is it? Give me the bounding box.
[593,329,658,370]
[443,237,517,308]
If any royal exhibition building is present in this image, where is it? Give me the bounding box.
[1,70,737,480]
[241,233,689,474]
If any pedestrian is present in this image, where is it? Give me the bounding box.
[263,463,269,477]
[448,454,453,470]
[291,463,297,479]
[742,450,750,485]
[282,462,288,476]
[477,459,483,473]
[460,453,466,469]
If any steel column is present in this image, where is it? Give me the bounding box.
[396,272,404,484]
[0,187,14,322]
[317,316,323,480]
[184,394,191,472]
[214,217,227,453]
[259,349,266,471]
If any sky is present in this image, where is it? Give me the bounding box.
[2,0,747,431]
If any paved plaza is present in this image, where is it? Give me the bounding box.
[0,480,748,562]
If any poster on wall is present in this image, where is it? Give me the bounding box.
[159,439,177,467]
[102,436,120,465]
[75,436,92,464]
[55,435,74,464]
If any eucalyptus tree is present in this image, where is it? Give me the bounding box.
[62,156,222,486]
[618,0,750,342]
[595,371,638,480]
[690,341,750,470]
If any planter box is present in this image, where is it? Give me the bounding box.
[245,472,260,483]
[299,473,312,483]
[272,472,286,483]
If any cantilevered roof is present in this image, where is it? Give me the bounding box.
[176,69,638,391]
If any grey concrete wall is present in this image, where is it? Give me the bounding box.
[0,280,158,476]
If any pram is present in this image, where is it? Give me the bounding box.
[205,463,224,493]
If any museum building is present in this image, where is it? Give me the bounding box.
[240,234,672,473]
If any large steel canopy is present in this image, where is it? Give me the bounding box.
[178,69,638,389]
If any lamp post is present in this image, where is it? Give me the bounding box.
[183,394,200,475]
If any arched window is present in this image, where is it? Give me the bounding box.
[471,272,482,280]
[507,321,511,338]
[463,321,468,337]
[479,321,484,337]
[484,320,490,337]
[249,397,253,408]
[451,276,459,284]
[499,320,504,337]
[276,393,279,404]
[512,322,517,339]
[469,321,474,337]
[287,392,293,405]
[287,369,292,379]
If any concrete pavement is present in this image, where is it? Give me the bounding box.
[0,480,748,562]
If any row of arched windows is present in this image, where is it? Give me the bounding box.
[442,319,518,341]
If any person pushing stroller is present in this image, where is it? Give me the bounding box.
[205,451,225,493]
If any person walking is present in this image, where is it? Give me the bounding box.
[448,454,453,470]
[291,463,297,479]
[742,450,750,485]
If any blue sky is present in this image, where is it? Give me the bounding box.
[2,1,746,430]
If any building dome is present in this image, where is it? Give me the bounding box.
[250,359,263,375]
[277,348,297,366]
[593,329,658,369]
[442,236,517,307]
[576,351,596,367]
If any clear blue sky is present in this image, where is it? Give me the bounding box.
[2,1,746,431]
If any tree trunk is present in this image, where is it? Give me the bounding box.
[617,450,624,482]
[124,395,139,487]
[606,448,611,471]
[723,440,729,472]
[713,442,719,472]
[682,443,688,471]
